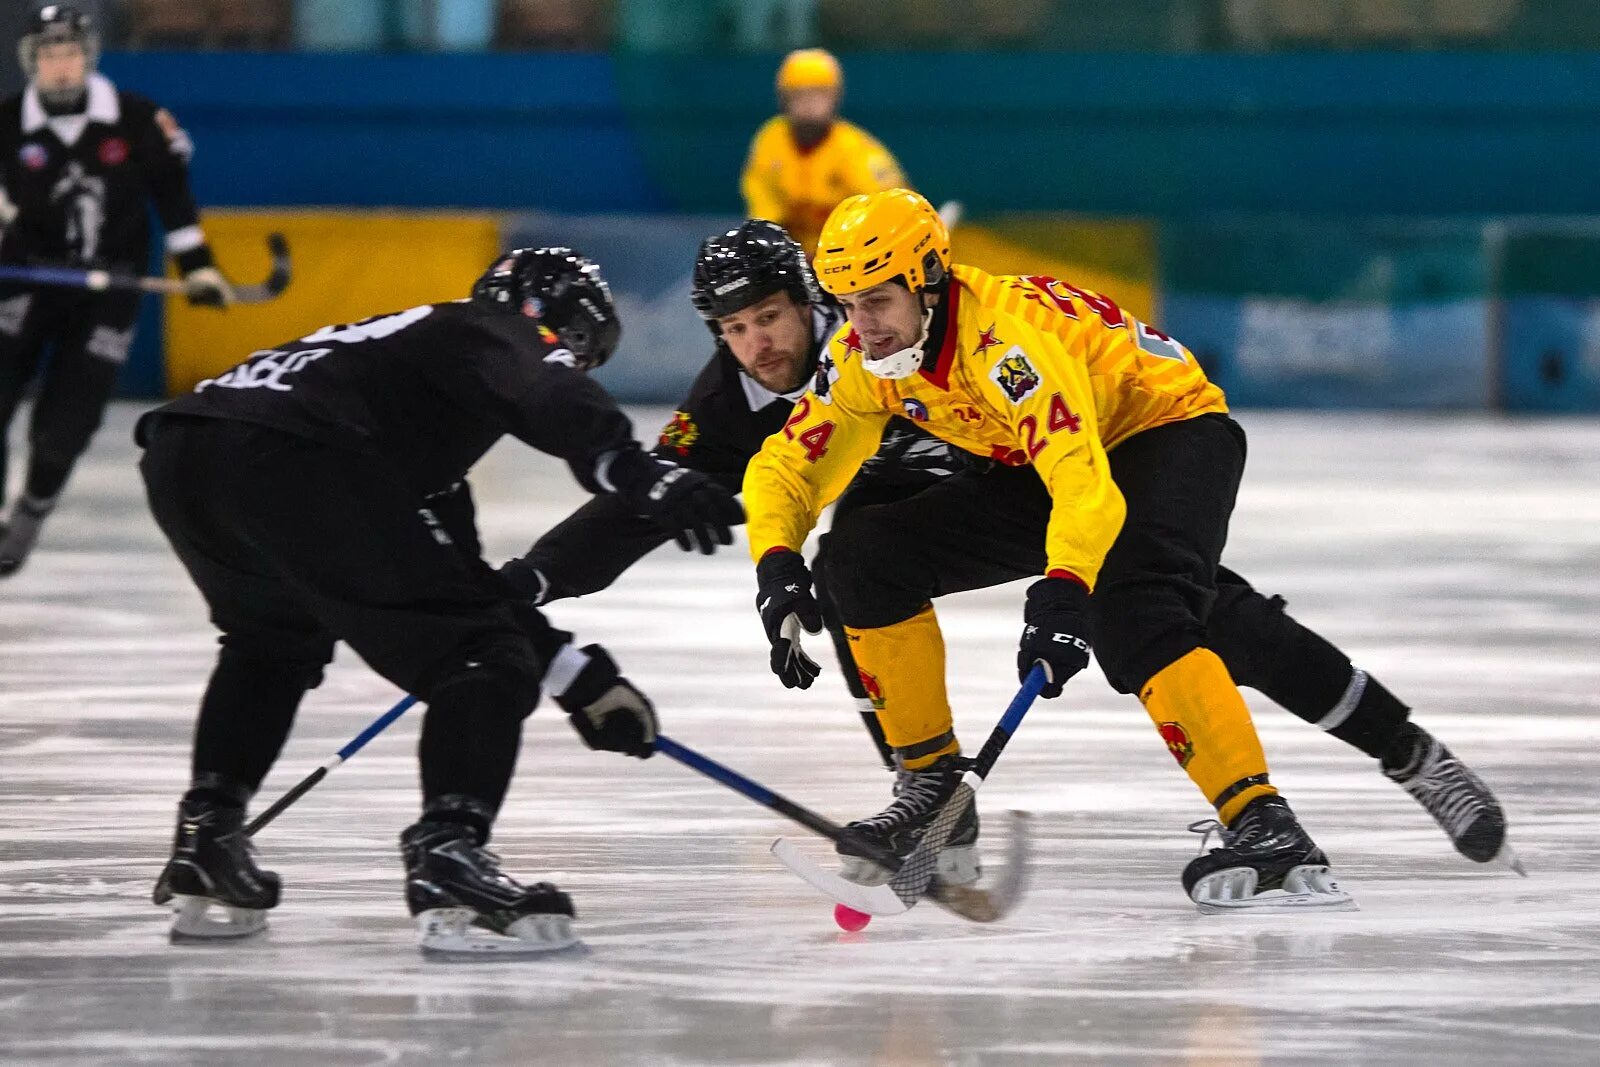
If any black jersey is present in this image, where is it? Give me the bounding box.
[510,303,975,603]
[141,300,639,499]
[0,74,213,273]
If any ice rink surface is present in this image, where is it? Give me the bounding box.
[2,403,1598,1066]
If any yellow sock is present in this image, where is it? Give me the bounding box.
[1139,647,1278,824]
[845,604,959,770]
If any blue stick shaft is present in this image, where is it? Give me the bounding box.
[655,734,853,845]
[245,694,417,837]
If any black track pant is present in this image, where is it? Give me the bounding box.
[140,416,566,835]
[813,414,1410,758]
[0,287,139,503]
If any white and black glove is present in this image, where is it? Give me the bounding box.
[755,549,823,689]
[608,450,743,554]
[183,266,235,308]
[547,643,657,758]
[1018,576,1092,699]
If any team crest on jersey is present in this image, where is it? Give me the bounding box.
[19,142,46,170]
[990,346,1042,404]
[857,669,886,711]
[902,397,929,422]
[1158,721,1194,767]
[98,137,129,167]
[659,410,700,457]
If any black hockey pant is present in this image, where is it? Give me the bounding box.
[140,415,567,835]
[812,414,1410,763]
[0,287,139,503]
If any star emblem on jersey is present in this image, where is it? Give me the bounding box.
[990,346,1042,404]
[841,329,864,359]
[813,351,838,403]
[659,410,700,457]
[1158,721,1195,767]
[973,324,1002,358]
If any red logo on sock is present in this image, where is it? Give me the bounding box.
[1158,721,1194,767]
[857,669,886,711]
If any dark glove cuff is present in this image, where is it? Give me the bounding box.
[175,245,216,275]
[499,557,551,603]
[549,643,617,712]
[595,446,661,499]
[756,547,809,585]
[1025,575,1090,618]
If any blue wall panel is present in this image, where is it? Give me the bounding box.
[100,52,665,211]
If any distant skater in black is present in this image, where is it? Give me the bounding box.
[0,5,234,575]
[138,248,742,956]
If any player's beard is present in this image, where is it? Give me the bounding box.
[787,118,831,149]
[748,347,809,394]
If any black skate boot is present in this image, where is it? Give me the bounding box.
[153,789,280,942]
[1183,795,1356,914]
[401,806,577,957]
[836,754,981,889]
[1381,725,1524,873]
[0,495,52,577]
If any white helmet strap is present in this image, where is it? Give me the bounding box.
[862,306,934,381]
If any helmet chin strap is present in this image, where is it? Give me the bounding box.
[862,307,934,381]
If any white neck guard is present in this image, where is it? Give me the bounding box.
[862,308,934,381]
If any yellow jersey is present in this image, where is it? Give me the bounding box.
[740,117,905,257]
[743,265,1228,588]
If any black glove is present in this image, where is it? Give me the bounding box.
[498,557,551,605]
[550,643,657,758]
[1018,576,1092,699]
[610,450,743,555]
[755,550,823,689]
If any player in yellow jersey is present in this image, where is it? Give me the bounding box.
[743,189,1354,911]
[740,49,905,258]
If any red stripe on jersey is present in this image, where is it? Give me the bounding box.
[919,282,962,391]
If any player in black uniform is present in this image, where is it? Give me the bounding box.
[0,5,232,576]
[512,220,1519,881]
[139,248,742,956]
[504,219,971,764]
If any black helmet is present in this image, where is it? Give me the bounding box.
[690,219,821,337]
[19,5,99,89]
[471,247,621,370]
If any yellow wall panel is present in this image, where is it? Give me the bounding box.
[165,210,501,395]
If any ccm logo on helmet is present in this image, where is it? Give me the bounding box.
[822,264,850,274]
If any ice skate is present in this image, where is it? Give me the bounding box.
[1183,795,1356,914]
[153,798,279,942]
[836,754,981,890]
[1383,726,1525,875]
[0,495,52,577]
[402,819,579,958]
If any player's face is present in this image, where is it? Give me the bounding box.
[718,292,813,393]
[783,88,837,127]
[35,42,87,93]
[838,282,924,361]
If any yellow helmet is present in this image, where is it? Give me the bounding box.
[776,48,842,94]
[813,188,951,297]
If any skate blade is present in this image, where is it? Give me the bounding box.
[1492,839,1528,877]
[1191,864,1359,915]
[416,908,581,959]
[168,895,269,943]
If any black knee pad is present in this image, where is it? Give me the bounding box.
[821,505,929,628]
[424,637,542,723]
[216,637,333,692]
[1089,581,1209,695]
[1205,580,1290,693]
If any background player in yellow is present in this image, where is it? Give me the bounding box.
[740,48,905,258]
[744,189,1354,911]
